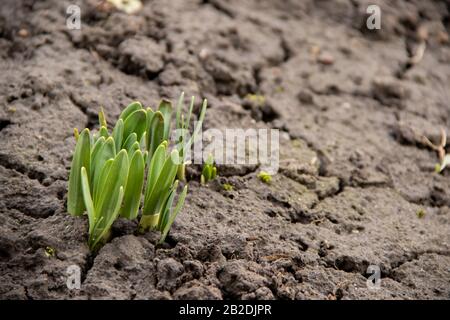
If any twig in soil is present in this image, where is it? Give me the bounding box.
[419,128,449,172]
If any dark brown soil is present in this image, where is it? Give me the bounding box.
[1,0,450,300]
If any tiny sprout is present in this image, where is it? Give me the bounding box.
[45,246,55,257]
[98,107,107,128]
[257,171,272,184]
[223,183,233,191]
[201,154,217,185]
[416,209,426,219]
[73,128,79,141]
[245,93,265,106]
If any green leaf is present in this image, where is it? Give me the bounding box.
[112,118,124,152]
[80,167,96,233]
[123,109,147,144]
[98,107,107,128]
[119,101,142,121]
[122,132,137,152]
[139,131,146,151]
[142,150,148,166]
[96,150,129,223]
[92,137,116,200]
[175,92,184,129]
[89,151,129,250]
[99,126,109,139]
[146,111,165,158]
[94,158,113,208]
[158,180,179,230]
[158,99,172,141]
[128,141,140,155]
[120,150,145,220]
[144,142,166,206]
[159,184,188,243]
[90,136,105,179]
[68,128,91,216]
[143,150,179,217]
[89,186,124,251]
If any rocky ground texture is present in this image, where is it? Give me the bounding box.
[0,0,449,299]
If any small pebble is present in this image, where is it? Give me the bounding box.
[317,52,334,65]
[18,29,29,38]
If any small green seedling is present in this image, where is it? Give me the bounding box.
[45,246,55,257]
[257,171,272,184]
[416,209,426,219]
[223,183,234,191]
[201,154,217,185]
[245,93,266,106]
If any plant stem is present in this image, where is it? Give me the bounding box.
[89,229,112,252]
[177,163,186,182]
[139,214,160,232]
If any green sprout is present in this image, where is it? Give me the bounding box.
[416,209,426,219]
[223,183,234,191]
[257,171,272,184]
[200,154,217,185]
[44,246,55,257]
[67,95,205,250]
[245,93,266,106]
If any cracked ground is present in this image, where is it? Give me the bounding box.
[0,0,450,299]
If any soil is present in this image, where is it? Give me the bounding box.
[1,0,450,300]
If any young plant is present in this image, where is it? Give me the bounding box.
[257,171,272,184]
[201,154,217,185]
[222,183,233,191]
[81,149,128,250]
[67,128,91,216]
[68,95,204,249]
[140,142,188,243]
[145,100,172,159]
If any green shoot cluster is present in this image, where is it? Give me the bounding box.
[200,154,217,185]
[67,94,206,251]
[257,171,272,184]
